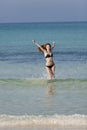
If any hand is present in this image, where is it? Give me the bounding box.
[52,41,55,45]
[32,40,35,43]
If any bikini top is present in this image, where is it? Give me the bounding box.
[44,53,53,58]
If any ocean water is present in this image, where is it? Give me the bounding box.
[0,22,87,129]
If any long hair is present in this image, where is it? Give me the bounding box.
[38,43,51,53]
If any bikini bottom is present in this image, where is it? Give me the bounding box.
[46,64,55,69]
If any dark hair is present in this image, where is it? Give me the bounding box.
[38,43,51,52]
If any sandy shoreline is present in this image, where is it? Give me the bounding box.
[0,126,87,130]
[0,115,87,130]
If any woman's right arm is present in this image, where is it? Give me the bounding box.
[32,40,45,52]
[32,40,40,47]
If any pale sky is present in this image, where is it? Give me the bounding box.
[0,0,87,23]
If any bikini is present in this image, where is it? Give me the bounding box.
[45,53,54,68]
[45,53,53,58]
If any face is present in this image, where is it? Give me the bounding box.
[46,44,51,50]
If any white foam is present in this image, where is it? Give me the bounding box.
[0,114,87,127]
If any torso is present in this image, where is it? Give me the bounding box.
[44,52,54,66]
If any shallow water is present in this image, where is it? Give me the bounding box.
[0,79,87,115]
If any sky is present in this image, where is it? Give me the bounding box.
[0,0,87,23]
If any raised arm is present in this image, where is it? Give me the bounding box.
[51,41,55,49]
[32,40,40,47]
[32,40,45,52]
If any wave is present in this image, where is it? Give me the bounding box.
[1,50,87,58]
[0,78,87,82]
[0,49,87,63]
[0,78,87,88]
[55,50,87,56]
[0,114,87,127]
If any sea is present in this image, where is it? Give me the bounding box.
[0,22,87,130]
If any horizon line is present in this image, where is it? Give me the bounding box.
[0,20,87,24]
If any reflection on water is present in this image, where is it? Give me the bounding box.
[46,81,56,96]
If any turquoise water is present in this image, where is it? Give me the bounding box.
[0,22,87,128]
[0,22,87,79]
[0,79,87,115]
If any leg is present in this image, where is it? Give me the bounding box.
[46,66,53,80]
[51,65,55,79]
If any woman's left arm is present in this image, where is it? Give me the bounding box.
[51,41,55,49]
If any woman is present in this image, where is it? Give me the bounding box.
[32,40,55,80]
